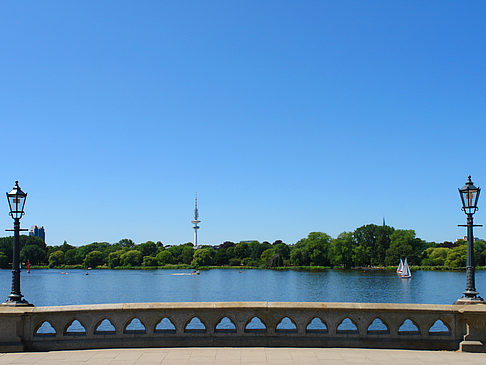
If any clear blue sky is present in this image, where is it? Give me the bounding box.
[1,1,485,246]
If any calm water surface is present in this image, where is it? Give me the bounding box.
[0,269,483,306]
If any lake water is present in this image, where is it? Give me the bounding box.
[0,268,483,307]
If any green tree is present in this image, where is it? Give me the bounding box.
[269,253,283,267]
[64,248,81,265]
[351,224,395,266]
[138,241,157,257]
[474,240,486,266]
[273,243,290,260]
[384,230,424,266]
[20,244,46,265]
[445,245,467,268]
[373,225,394,266]
[306,232,332,266]
[59,240,76,252]
[116,238,135,248]
[330,232,355,268]
[353,225,377,266]
[0,252,8,268]
[226,246,235,260]
[385,244,412,267]
[234,242,250,259]
[241,257,260,266]
[74,242,111,265]
[290,248,308,266]
[83,250,105,268]
[293,232,332,266]
[142,256,158,266]
[156,251,176,265]
[421,247,449,266]
[228,258,241,266]
[213,249,229,265]
[0,235,47,264]
[352,245,370,267]
[108,250,125,268]
[248,241,269,260]
[48,250,65,268]
[0,238,13,263]
[180,246,195,264]
[260,249,275,265]
[121,250,142,266]
[168,245,184,263]
[191,248,214,267]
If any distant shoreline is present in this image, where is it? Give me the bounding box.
[25,265,485,272]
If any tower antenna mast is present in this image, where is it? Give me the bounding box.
[192,193,200,249]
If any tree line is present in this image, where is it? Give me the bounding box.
[0,224,485,270]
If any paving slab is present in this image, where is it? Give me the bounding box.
[1,347,486,364]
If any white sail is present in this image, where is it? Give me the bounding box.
[397,258,403,273]
[401,258,411,278]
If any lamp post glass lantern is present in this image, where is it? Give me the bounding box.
[455,176,484,304]
[2,181,32,306]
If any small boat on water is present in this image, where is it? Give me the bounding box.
[172,271,200,276]
[396,258,403,274]
[400,258,411,279]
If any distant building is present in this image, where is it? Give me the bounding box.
[455,236,481,243]
[29,226,45,242]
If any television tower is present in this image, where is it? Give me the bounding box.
[192,193,200,249]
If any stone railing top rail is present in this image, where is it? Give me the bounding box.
[2,301,486,314]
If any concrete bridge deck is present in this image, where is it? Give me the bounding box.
[1,347,485,365]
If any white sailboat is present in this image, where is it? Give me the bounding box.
[396,258,403,274]
[400,258,411,279]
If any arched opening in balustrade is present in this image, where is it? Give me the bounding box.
[367,318,389,335]
[154,317,176,334]
[215,317,237,333]
[184,317,207,333]
[398,319,420,335]
[306,317,328,334]
[428,319,450,336]
[124,318,146,334]
[336,318,358,335]
[244,317,267,333]
[64,320,87,336]
[275,317,297,333]
[94,319,116,335]
[34,321,56,337]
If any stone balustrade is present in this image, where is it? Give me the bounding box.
[0,302,485,352]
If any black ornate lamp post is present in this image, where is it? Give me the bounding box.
[455,176,484,304]
[2,181,32,306]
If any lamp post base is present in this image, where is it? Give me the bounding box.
[2,295,33,307]
[1,300,33,306]
[454,296,485,305]
[1,301,33,307]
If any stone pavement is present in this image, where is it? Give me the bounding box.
[0,348,485,365]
